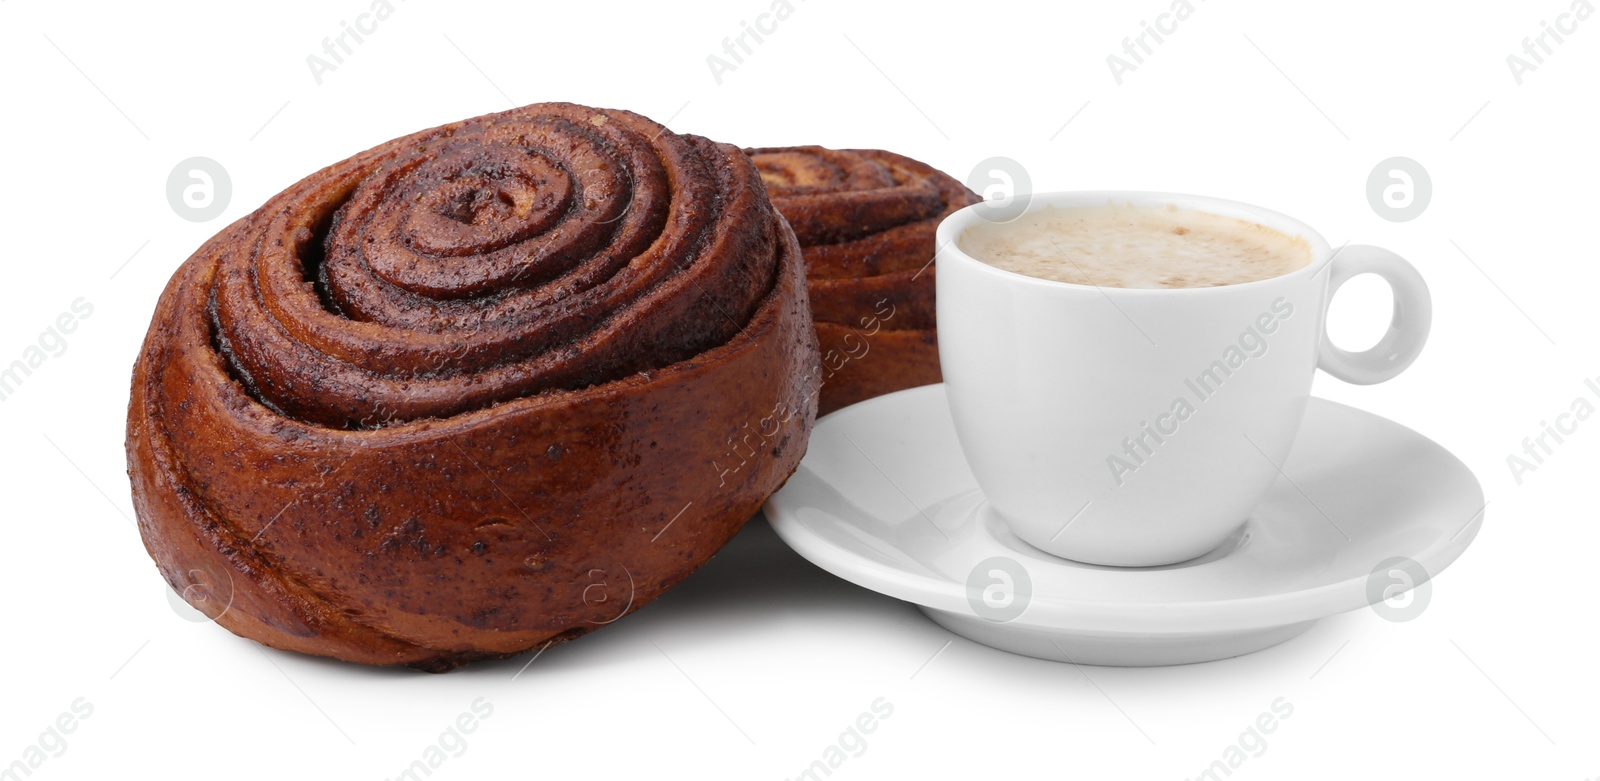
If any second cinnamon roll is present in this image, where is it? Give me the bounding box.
[746,146,980,414]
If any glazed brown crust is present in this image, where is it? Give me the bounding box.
[128,103,820,670]
[746,146,978,414]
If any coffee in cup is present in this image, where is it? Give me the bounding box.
[956,203,1312,289]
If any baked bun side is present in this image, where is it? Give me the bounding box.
[746,146,979,414]
[129,103,819,671]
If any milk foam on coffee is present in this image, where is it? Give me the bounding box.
[958,203,1312,289]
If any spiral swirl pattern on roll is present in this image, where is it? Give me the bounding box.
[129,103,819,670]
[746,146,979,413]
[217,104,781,429]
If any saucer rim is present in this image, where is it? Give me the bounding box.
[764,384,1485,635]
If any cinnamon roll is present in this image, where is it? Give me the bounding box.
[128,103,820,671]
[746,146,979,414]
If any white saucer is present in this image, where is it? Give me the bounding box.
[765,384,1485,666]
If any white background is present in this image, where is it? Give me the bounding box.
[1,0,1597,778]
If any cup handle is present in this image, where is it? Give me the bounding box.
[1317,245,1432,385]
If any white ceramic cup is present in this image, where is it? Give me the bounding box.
[936,191,1431,567]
